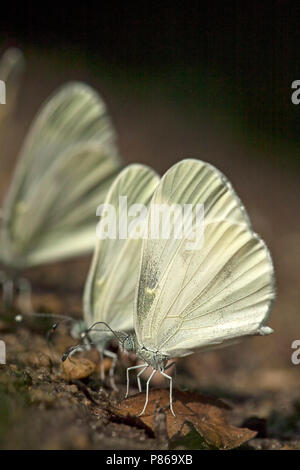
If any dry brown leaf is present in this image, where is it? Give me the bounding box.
[61,348,114,381]
[61,356,96,380]
[115,389,256,450]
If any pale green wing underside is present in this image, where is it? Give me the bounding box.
[0,48,25,124]
[1,81,122,268]
[135,159,275,357]
[83,164,159,332]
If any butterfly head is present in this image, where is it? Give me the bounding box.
[122,334,136,352]
[114,331,136,353]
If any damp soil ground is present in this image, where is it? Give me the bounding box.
[0,289,300,450]
[0,51,299,450]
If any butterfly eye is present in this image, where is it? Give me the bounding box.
[125,335,136,352]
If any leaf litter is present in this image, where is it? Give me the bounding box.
[114,388,256,449]
[0,288,299,449]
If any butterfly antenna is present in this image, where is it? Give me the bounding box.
[61,340,99,362]
[85,321,122,343]
[16,311,76,343]
[16,311,75,322]
[62,344,80,361]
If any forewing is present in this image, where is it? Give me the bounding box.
[135,159,274,355]
[1,82,122,268]
[141,221,274,356]
[83,164,159,332]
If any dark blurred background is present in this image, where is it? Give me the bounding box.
[0,0,299,422]
[0,1,299,165]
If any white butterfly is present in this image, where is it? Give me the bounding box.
[118,158,275,416]
[69,163,160,389]
[0,81,122,307]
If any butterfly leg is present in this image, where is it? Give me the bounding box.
[136,365,149,393]
[165,360,176,376]
[103,349,118,391]
[160,362,176,417]
[16,278,33,314]
[81,333,106,382]
[138,369,156,416]
[125,364,147,398]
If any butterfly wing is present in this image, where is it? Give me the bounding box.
[1,82,122,269]
[83,164,159,332]
[135,159,275,357]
